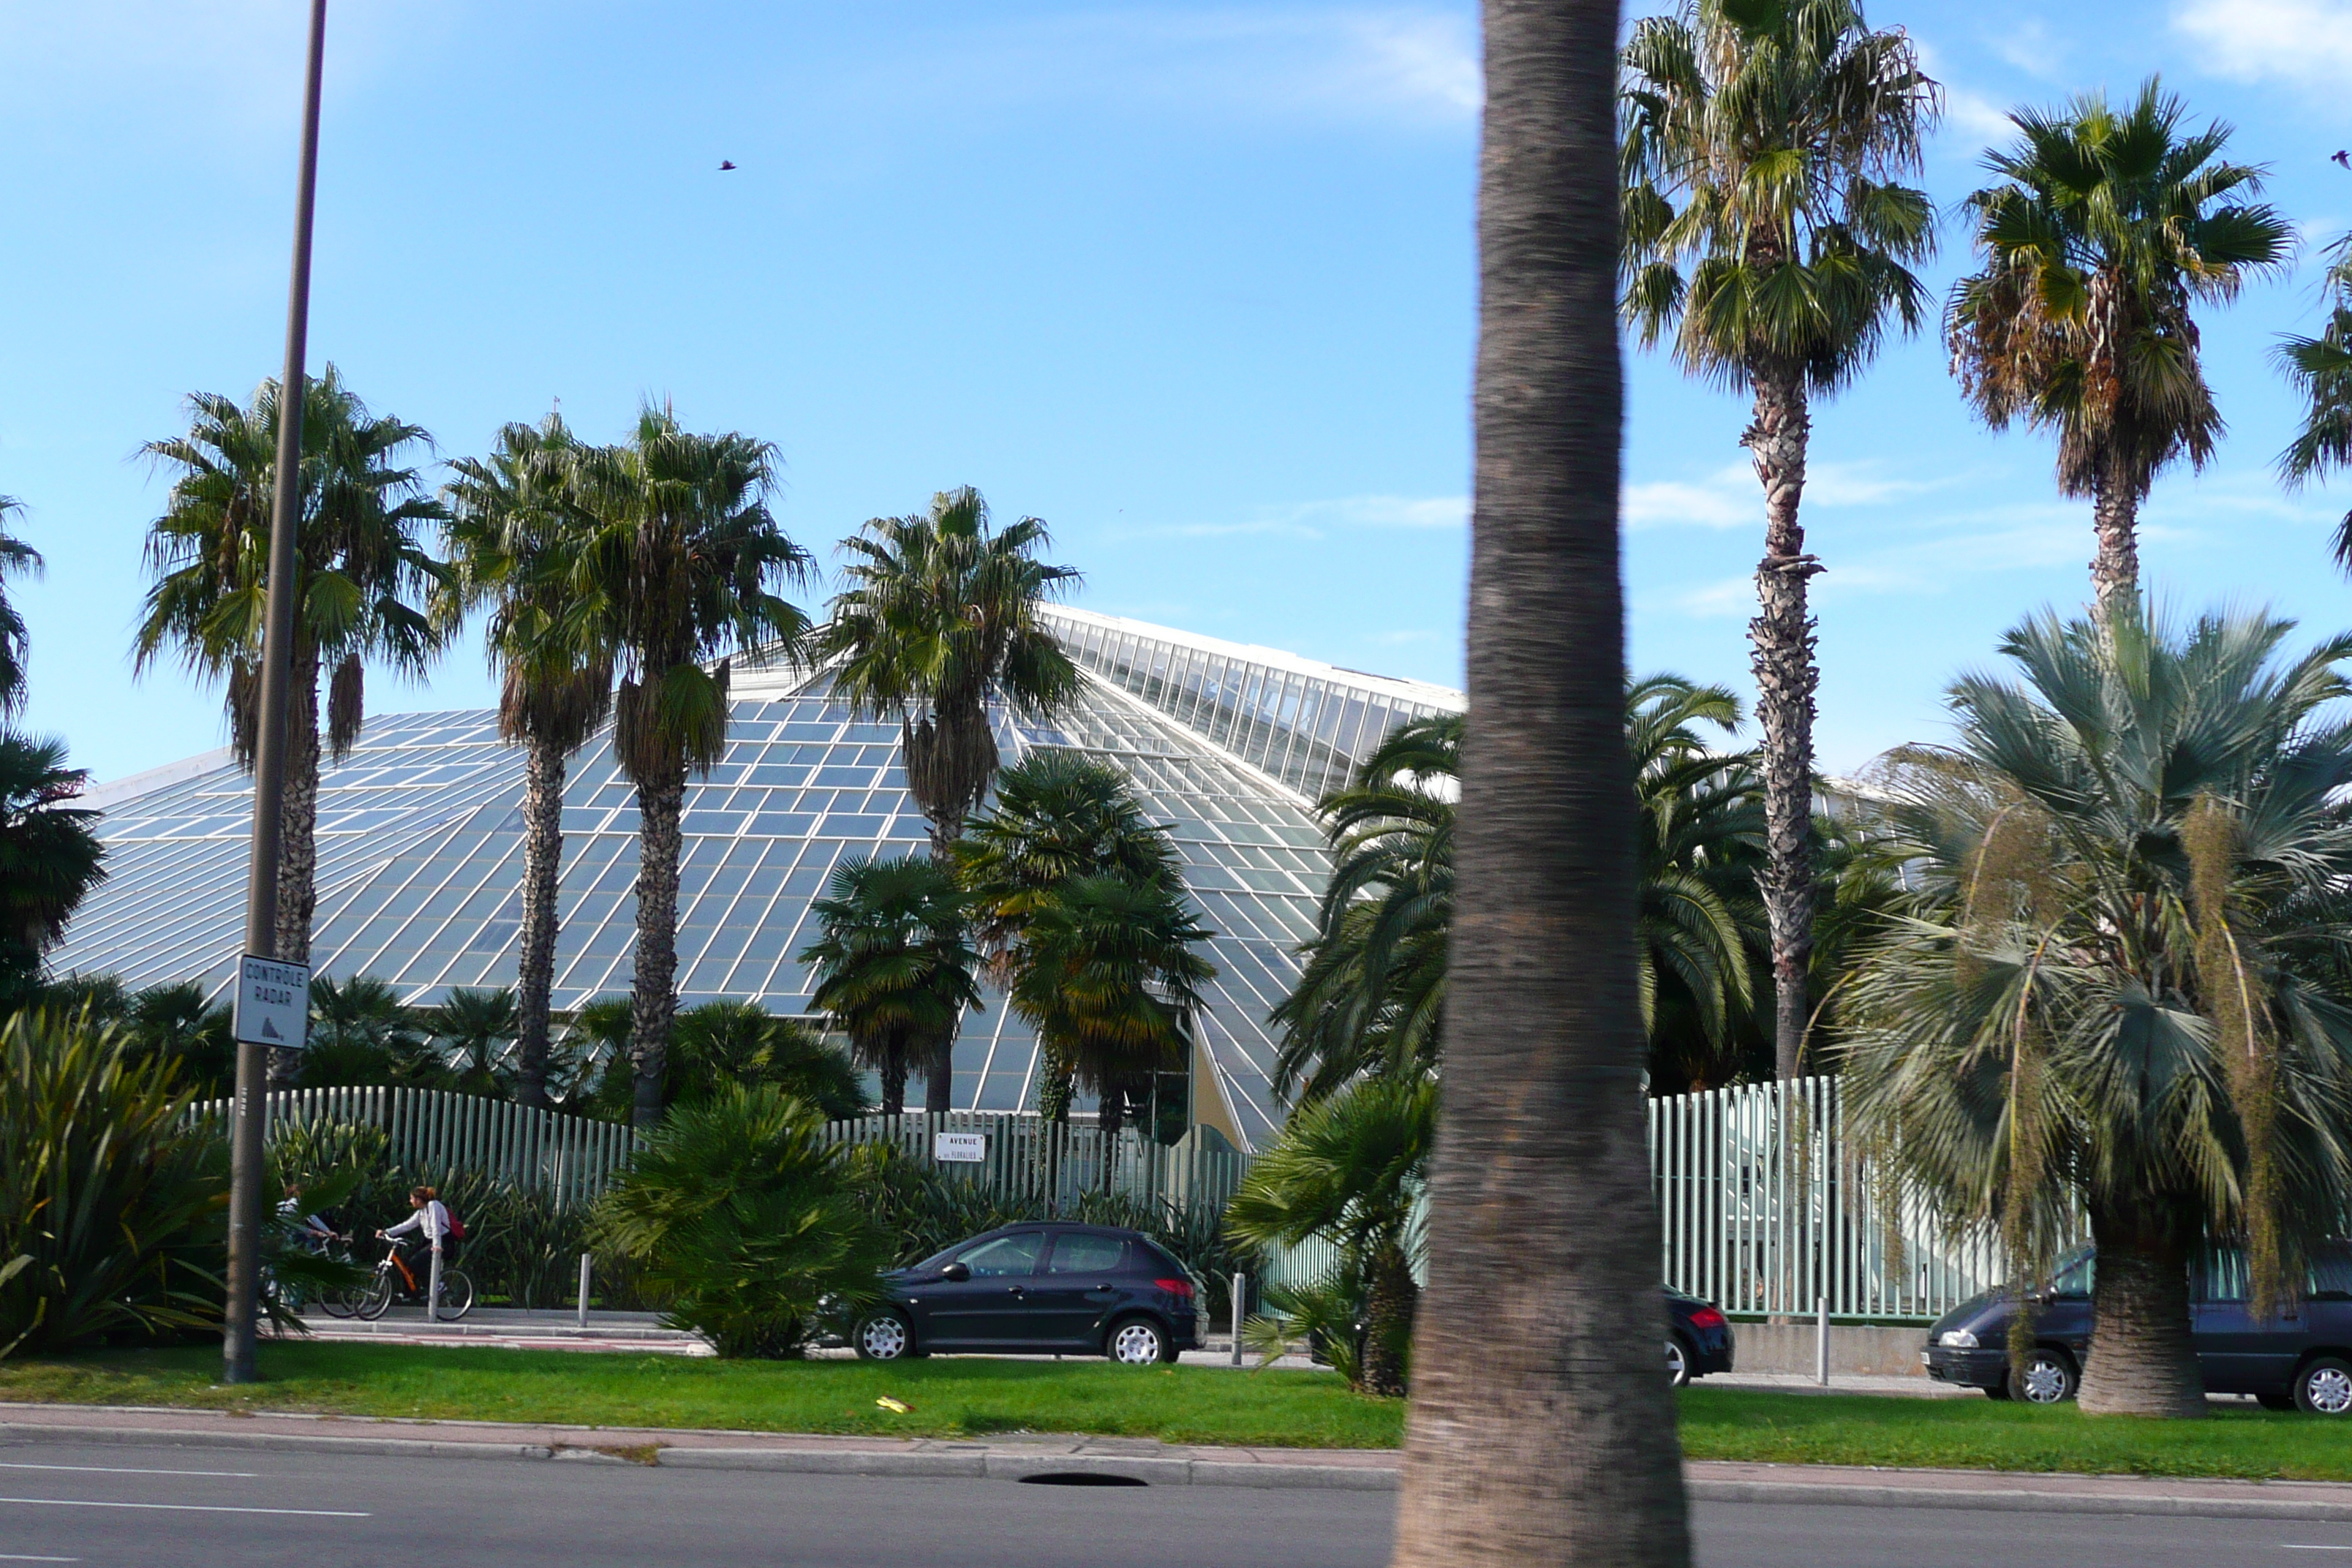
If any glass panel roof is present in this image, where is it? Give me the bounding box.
[56,614,1464,1150]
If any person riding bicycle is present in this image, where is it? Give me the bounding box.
[377,1186,453,1272]
[279,1181,339,1254]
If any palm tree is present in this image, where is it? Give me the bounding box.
[135,368,449,979]
[562,409,813,1128]
[0,736,105,1010]
[302,973,429,1088]
[798,856,979,1116]
[0,496,44,717]
[1226,1072,1436,1397]
[1390,0,1692,1556]
[418,987,518,1096]
[1009,872,1213,1137]
[126,981,237,1100]
[669,999,869,1120]
[442,413,611,1109]
[2279,235,2352,568]
[1620,0,1937,1085]
[820,488,1082,860]
[1948,79,2292,611]
[1844,603,2352,1418]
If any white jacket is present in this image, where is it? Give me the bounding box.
[383,1199,451,1247]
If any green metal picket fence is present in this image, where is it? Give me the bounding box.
[1650,1074,2010,1322]
[189,1086,641,1208]
[815,1111,1250,1215]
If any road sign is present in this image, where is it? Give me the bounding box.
[934,1131,987,1163]
[233,954,311,1049]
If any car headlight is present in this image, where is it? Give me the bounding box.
[1937,1329,1978,1349]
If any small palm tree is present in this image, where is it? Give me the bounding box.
[799,856,979,1115]
[670,1000,869,1120]
[562,408,813,1128]
[126,981,237,1100]
[418,987,519,1096]
[0,736,105,1009]
[2279,235,2352,568]
[304,974,429,1088]
[1009,873,1214,1136]
[1948,79,2292,611]
[819,487,1082,859]
[1844,602,2352,1418]
[1226,1072,1437,1397]
[1620,0,1940,1082]
[442,413,611,1109]
[0,496,44,717]
[135,368,449,977]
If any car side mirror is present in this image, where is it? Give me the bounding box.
[941,1262,970,1283]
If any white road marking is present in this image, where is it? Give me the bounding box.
[0,1463,257,1479]
[0,1556,80,1563]
[2280,1548,2352,1553]
[0,1497,369,1517]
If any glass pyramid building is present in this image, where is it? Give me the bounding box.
[59,608,1463,1150]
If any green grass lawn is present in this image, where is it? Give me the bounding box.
[12,1344,2352,1480]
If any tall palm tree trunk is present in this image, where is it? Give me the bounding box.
[2077,1197,2206,1417]
[1746,365,1820,1084]
[270,642,324,1088]
[513,733,568,1110]
[1392,0,1692,1561]
[2090,456,2141,614]
[629,766,687,1128]
[924,1033,954,1115]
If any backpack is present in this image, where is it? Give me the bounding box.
[441,1203,467,1243]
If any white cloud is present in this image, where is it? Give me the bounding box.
[1625,460,1957,529]
[2174,0,2352,91]
[1122,491,1466,540]
[1942,86,2018,146]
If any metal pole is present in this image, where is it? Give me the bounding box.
[1815,1294,1828,1387]
[578,1253,592,1329]
[222,0,328,1387]
[429,1232,444,1322]
[1231,1272,1245,1367]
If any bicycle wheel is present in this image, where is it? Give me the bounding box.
[354,1268,396,1322]
[432,1269,475,1322]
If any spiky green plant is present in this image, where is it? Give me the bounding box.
[592,1085,891,1357]
[1844,602,2352,1418]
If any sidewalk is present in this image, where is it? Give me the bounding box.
[5,1400,2352,1517]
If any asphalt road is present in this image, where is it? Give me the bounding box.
[3,1440,2351,1568]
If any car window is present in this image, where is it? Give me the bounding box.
[2313,1246,2352,1301]
[956,1233,1044,1278]
[2048,1252,2094,1299]
[1045,1234,1128,1275]
[2201,1247,2250,1304]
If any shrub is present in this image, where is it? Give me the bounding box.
[0,1011,227,1355]
[593,1085,891,1357]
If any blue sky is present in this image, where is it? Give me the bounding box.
[2,0,2349,785]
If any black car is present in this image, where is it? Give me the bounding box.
[852,1223,1202,1365]
[1923,1245,2352,1412]
[1666,1289,1735,1386]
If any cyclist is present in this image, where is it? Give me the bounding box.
[377,1185,453,1274]
[279,1181,339,1254]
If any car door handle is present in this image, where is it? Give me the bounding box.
[1085,1285,1117,1295]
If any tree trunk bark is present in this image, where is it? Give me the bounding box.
[879,1049,907,1117]
[924,1032,955,1115]
[2090,457,2141,617]
[512,733,567,1111]
[1360,1241,1420,1399]
[1390,1,1692,1563]
[270,639,323,1088]
[630,764,687,1130]
[1098,1077,1126,1139]
[1038,1045,1074,1126]
[2077,1199,2206,1417]
[1745,365,1821,1085]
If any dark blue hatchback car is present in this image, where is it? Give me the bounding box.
[1923,1244,2352,1412]
[852,1222,1202,1365]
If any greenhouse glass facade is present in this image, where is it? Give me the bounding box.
[58,608,1463,1149]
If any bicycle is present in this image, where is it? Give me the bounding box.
[348,1240,475,1322]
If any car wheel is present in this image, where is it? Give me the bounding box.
[1665,1335,1694,1389]
[1107,1316,1167,1366]
[854,1310,915,1362]
[2298,1356,2352,1415]
[2008,1347,2078,1404]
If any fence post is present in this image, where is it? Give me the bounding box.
[578,1254,592,1328]
[1231,1271,1246,1367]
[1815,1293,1828,1386]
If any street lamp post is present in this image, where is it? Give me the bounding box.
[222,0,330,1387]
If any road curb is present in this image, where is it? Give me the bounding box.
[9,1417,2352,1514]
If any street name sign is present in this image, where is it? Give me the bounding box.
[934,1131,987,1163]
[233,955,311,1049]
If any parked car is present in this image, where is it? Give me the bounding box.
[1922,1244,2352,1412]
[1666,1289,1734,1387]
[851,1223,1202,1365]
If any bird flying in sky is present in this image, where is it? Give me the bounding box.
[2335,150,2350,169]
[719,160,737,171]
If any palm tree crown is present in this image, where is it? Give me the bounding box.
[0,495,44,718]
[2278,235,2352,570]
[818,487,1082,857]
[1948,79,2293,609]
[799,855,981,1117]
[1845,603,2352,1417]
[0,736,105,1008]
